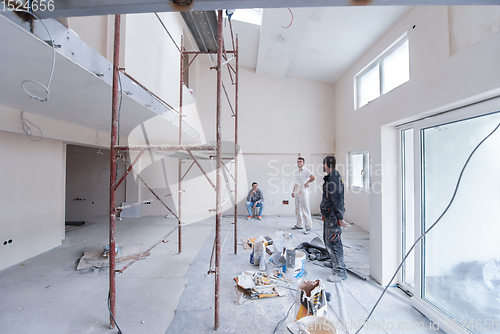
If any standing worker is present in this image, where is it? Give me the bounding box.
[320,155,349,282]
[291,157,316,235]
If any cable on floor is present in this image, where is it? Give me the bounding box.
[16,10,56,102]
[21,111,43,141]
[107,291,123,334]
[273,301,295,334]
[354,120,500,334]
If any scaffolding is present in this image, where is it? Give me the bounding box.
[108,11,239,330]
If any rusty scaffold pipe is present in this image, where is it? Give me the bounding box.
[214,9,223,331]
[234,35,239,255]
[108,14,121,330]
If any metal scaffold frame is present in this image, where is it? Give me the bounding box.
[108,11,239,331]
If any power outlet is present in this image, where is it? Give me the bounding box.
[282,200,289,205]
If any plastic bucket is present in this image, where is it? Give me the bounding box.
[295,250,306,272]
[290,250,306,278]
[282,249,306,278]
[297,316,337,334]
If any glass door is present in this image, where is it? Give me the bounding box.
[412,97,500,333]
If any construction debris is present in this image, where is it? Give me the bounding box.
[294,279,328,321]
[233,271,287,304]
[76,244,149,270]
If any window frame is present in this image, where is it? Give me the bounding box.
[401,90,500,334]
[354,32,409,110]
[398,125,415,292]
[347,149,370,192]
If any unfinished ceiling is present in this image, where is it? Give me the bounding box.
[257,6,411,83]
[218,6,411,83]
[0,12,200,143]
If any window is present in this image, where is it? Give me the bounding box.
[400,127,414,288]
[348,150,370,192]
[399,95,500,333]
[419,110,500,332]
[355,33,409,109]
[231,9,262,25]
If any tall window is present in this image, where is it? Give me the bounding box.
[400,127,414,288]
[355,33,409,109]
[400,97,500,334]
[348,150,370,192]
[231,9,262,25]
[420,111,500,333]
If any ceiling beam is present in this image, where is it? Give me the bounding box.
[37,0,500,18]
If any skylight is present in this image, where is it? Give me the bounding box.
[231,9,262,25]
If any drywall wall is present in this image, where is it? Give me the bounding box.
[68,15,109,60]
[449,6,500,56]
[193,64,336,215]
[138,156,178,217]
[0,107,113,148]
[123,12,183,107]
[136,150,248,223]
[333,6,500,284]
[0,105,127,269]
[130,61,335,217]
[0,131,65,270]
[240,153,329,217]
[196,65,336,153]
[65,145,125,218]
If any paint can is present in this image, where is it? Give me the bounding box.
[283,249,306,278]
[294,250,306,276]
[296,316,337,334]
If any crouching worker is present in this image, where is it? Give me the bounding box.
[246,182,264,220]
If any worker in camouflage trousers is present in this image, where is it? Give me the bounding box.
[320,155,349,283]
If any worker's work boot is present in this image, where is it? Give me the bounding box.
[327,274,347,283]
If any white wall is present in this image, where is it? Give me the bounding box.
[0,106,120,270]
[138,156,178,217]
[65,145,125,218]
[333,6,500,284]
[138,61,336,218]
[124,12,184,107]
[0,131,65,270]
[194,64,336,215]
[0,12,202,268]
[68,15,110,60]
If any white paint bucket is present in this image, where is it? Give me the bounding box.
[297,316,337,334]
[294,250,306,277]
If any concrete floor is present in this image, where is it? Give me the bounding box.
[0,215,443,334]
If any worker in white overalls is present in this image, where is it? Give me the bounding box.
[291,157,316,235]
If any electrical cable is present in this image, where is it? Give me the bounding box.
[96,130,104,155]
[117,71,123,146]
[354,120,500,334]
[281,8,294,29]
[107,291,123,334]
[16,10,56,102]
[273,301,295,334]
[21,111,43,141]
